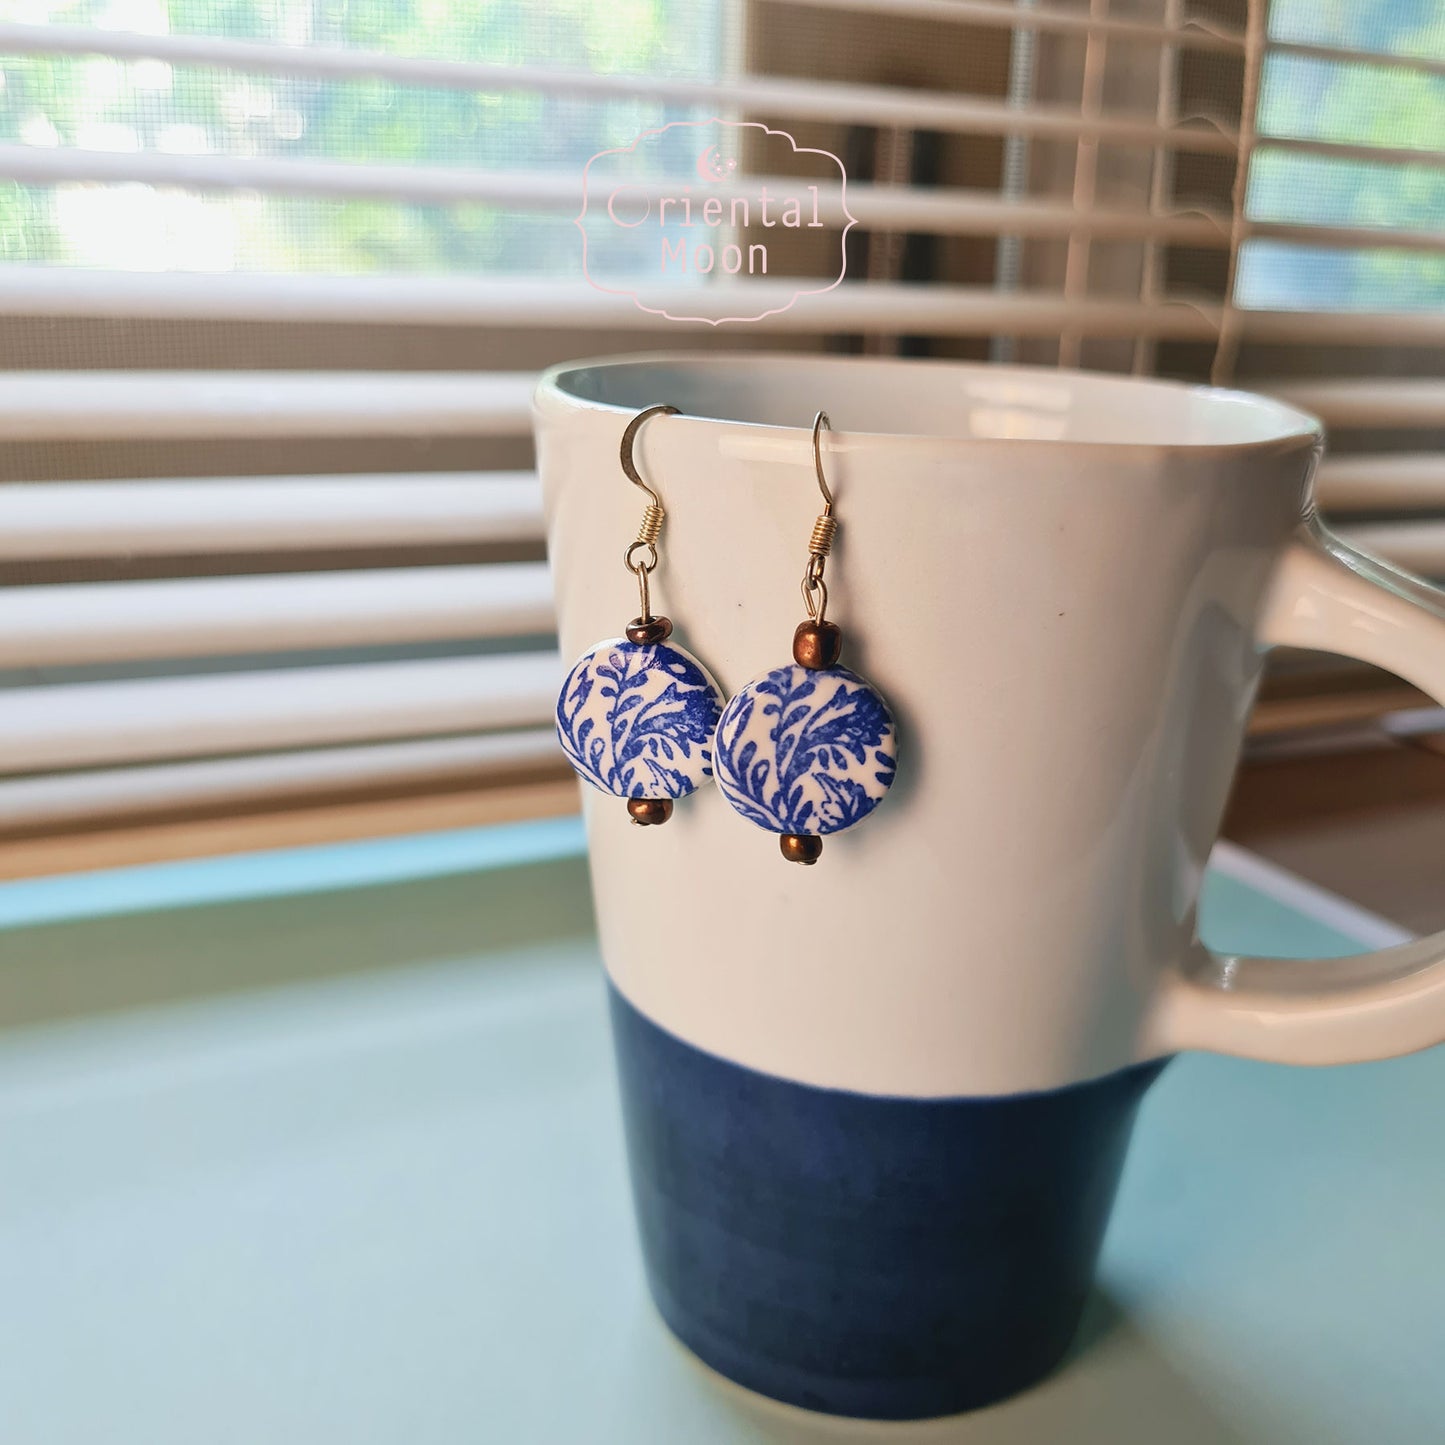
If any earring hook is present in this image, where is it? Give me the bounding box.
[811,410,835,511]
[802,411,839,624]
[620,403,679,509]
[620,403,679,621]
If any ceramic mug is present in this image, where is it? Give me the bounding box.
[533,354,1445,1420]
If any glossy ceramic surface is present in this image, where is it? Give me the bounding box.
[713,663,897,836]
[536,354,1445,1099]
[556,637,724,800]
[611,985,1165,1419]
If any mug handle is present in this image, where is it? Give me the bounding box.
[1147,517,1445,1066]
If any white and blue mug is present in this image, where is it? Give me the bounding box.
[534,355,1445,1420]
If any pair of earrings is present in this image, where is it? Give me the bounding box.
[555,405,898,865]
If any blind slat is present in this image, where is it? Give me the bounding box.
[0,777,582,881]
[1340,522,1445,576]
[0,476,544,560]
[0,147,1231,247]
[1315,455,1445,513]
[0,652,562,772]
[0,563,554,667]
[5,275,1442,348]
[738,0,1244,52]
[0,731,563,831]
[0,287,1227,344]
[1248,218,1445,256]
[1234,310,1445,346]
[0,372,535,441]
[1268,37,1445,81]
[1261,380,1445,428]
[1252,135,1445,171]
[0,23,1238,154]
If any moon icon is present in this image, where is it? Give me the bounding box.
[696,144,737,183]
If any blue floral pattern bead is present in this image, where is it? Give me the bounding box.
[556,638,725,800]
[714,664,897,836]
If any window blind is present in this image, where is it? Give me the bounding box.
[0,0,1438,876]
[1215,0,1445,740]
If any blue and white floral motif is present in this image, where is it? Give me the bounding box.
[556,638,725,800]
[714,663,897,836]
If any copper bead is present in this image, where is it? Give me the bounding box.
[626,615,673,645]
[793,619,843,670]
[779,832,823,865]
[627,797,674,826]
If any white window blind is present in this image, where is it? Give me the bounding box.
[0,0,1438,876]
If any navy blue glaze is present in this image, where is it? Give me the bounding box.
[609,985,1167,1420]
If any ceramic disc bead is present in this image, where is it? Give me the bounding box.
[714,663,897,837]
[556,638,725,800]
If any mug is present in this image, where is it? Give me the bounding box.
[533,354,1445,1420]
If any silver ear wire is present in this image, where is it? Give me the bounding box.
[619,403,680,620]
[802,411,838,622]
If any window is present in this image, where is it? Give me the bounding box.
[1240,0,1445,310]
[0,0,729,276]
[0,0,1439,877]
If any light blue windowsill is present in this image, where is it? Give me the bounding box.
[0,815,588,932]
[0,823,1438,1445]
[0,813,1388,964]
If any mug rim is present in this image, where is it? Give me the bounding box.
[535,351,1324,457]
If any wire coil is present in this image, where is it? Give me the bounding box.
[635,501,665,550]
[808,512,837,558]
[618,403,679,618]
[801,411,838,624]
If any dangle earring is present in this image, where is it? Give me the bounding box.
[555,405,726,826]
[714,412,898,864]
